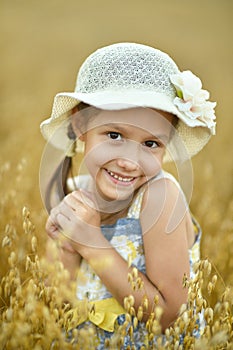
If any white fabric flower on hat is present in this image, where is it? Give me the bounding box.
[170,70,216,134]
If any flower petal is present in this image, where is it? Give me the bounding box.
[171,70,216,133]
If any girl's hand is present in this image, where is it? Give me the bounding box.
[46,189,102,253]
[46,212,77,254]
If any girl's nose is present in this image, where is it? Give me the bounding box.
[116,158,139,171]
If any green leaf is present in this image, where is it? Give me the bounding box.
[177,89,183,99]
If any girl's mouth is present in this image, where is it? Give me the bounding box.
[105,169,136,184]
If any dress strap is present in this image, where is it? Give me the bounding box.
[127,171,166,219]
[127,189,146,219]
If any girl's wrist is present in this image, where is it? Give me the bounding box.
[75,235,112,261]
[69,226,108,256]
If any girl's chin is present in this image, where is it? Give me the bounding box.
[93,181,136,204]
[97,188,134,202]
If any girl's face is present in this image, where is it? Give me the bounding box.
[77,107,173,202]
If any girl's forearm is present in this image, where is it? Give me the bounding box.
[59,248,82,281]
[78,243,176,330]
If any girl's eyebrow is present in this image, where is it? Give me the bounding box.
[101,123,169,143]
[100,123,127,133]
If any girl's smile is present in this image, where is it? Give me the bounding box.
[76,107,174,202]
[104,168,136,184]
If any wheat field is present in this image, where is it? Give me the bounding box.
[0,0,233,348]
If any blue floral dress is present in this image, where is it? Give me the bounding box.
[66,171,202,349]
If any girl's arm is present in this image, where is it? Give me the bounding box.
[140,178,190,328]
[47,183,190,330]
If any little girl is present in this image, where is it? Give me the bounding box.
[40,43,216,348]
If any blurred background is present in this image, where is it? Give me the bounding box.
[1,0,233,287]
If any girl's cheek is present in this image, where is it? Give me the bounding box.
[84,142,126,168]
[84,143,114,172]
[141,153,163,178]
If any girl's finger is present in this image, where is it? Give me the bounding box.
[63,192,80,211]
[56,213,76,237]
[72,189,97,209]
[50,207,59,221]
[45,216,60,239]
[63,190,96,212]
[48,202,73,233]
[56,201,74,220]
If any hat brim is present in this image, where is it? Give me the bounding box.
[40,90,212,161]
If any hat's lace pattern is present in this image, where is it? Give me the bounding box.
[76,43,179,98]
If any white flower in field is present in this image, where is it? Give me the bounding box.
[170,70,216,134]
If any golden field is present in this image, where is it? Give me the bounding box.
[0,0,233,348]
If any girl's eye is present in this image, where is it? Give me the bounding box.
[107,132,122,140]
[144,140,159,149]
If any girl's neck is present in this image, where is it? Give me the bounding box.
[94,193,133,225]
[95,188,141,225]
[100,206,129,225]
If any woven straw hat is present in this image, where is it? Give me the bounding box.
[40,42,216,161]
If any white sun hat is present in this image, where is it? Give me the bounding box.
[40,42,216,161]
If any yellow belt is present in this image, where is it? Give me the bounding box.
[65,297,126,332]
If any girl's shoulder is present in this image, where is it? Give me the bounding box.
[146,170,188,207]
[140,170,191,234]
